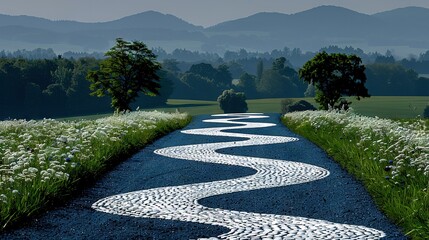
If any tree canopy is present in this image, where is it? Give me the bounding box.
[87,38,161,112]
[299,51,370,110]
[257,57,305,98]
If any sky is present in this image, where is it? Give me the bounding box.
[1,0,429,27]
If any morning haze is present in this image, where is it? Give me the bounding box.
[1,4,429,57]
[2,0,429,27]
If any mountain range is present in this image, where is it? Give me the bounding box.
[1,6,428,56]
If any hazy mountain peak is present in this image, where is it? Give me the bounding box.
[374,6,429,15]
[0,13,51,24]
[208,5,374,32]
[0,6,429,56]
[207,11,289,31]
[294,5,370,17]
[105,10,202,30]
[373,6,429,29]
[373,6,429,19]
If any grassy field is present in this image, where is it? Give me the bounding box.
[283,111,429,239]
[60,96,428,121]
[150,96,429,119]
[348,96,428,119]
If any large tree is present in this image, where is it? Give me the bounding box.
[87,38,161,112]
[236,72,257,98]
[257,57,305,98]
[299,51,369,110]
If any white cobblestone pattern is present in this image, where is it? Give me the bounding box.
[92,113,386,239]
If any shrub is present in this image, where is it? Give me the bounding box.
[281,99,316,114]
[217,89,248,113]
[281,99,295,114]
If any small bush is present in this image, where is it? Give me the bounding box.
[280,99,295,114]
[424,105,429,118]
[281,99,316,114]
[217,89,248,113]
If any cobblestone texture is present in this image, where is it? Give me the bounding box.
[92,113,386,239]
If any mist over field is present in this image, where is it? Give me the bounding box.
[1,6,429,57]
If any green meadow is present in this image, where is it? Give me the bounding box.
[147,96,429,118]
[62,96,427,120]
[283,110,429,239]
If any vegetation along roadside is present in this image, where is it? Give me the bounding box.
[282,110,429,239]
[0,110,191,231]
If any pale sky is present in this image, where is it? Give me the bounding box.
[1,0,429,27]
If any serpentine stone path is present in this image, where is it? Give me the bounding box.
[2,113,406,239]
[92,113,385,239]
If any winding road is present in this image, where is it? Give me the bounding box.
[1,113,406,240]
[92,113,385,239]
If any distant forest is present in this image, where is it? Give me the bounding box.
[1,46,428,119]
[3,45,429,71]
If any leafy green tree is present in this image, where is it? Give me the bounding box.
[134,69,175,108]
[217,89,248,113]
[180,72,219,100]
[42,84,68,116]
[0,60,26,117]
[256,59,263,80]
[22,59,57,90]
[214,64,233,87]
[227,62,245,78]
[365,63,417,96]
[188,63,218,80]
[257,70,288,97]
[236,73,257,98]
[51,59,76,96]
[69,58,111,115]
[299,51,370,110]
[257,57,305,98]
[272,57,286,71]
[87,38,161,112]
[24,82,42,118]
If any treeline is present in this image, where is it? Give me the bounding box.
[167,57,428,101]
[167,57,306,101]
[1,50,428,119]
[153,46,429,71]
[0,48,105,60]
[4,46,429,73]
[0,57,173,119]
[366,63,429,96]
[0,55,309,119]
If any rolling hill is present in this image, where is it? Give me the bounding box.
[0,6,428,55]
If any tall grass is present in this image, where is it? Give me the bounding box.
[282,110,429,239]
[0,111,191,230]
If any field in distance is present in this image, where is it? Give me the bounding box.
[61,96,428,121]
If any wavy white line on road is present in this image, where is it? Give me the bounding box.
[92,113,385,239]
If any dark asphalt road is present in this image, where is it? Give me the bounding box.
[1,113,406,239]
